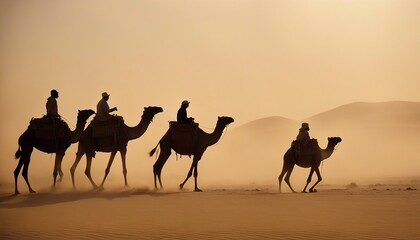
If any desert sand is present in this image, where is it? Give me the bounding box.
[1,183,419,240]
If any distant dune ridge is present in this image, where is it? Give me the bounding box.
[203,101,420,188]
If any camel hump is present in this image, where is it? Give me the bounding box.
[292,138,318,145]
[29,116,71,140]
[169,121,199,128]
[169,122,199,152]
[91,116,124,138]
[292,138,318,156]
[169,122,199,136]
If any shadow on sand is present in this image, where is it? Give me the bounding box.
[0,188,182,208]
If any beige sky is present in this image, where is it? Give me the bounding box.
[0,0,419,188]
[1,0,419,127]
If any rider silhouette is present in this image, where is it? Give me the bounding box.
[95,92,118,121]
[46,89,60,118]
[296,122,310,141]
[177,100,194,124]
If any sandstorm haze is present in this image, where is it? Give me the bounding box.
[1,0,420,190]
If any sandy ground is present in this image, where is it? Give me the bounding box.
[0,184,419,240]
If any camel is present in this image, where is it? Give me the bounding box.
[14,109,95,194]
[278,137,342,193]
[70,106,163,190]
[149,116,234,192]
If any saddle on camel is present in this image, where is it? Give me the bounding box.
[90,116,124,150]
[168,121,199,156]
[291,139,318,159]
[90,91,124,150]
[28,116,71,152]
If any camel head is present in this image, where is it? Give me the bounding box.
[217,116,235,127]
[77,109,95,122]
[328,137,342,145]
[142,106,163,121]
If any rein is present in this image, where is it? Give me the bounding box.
[195,124,229,146]
[213,125,229,146]
[321,142,341,173]
[334,142,341,152]
[61,115,76,128]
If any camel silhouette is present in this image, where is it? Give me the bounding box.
[70,106,163,190]
[14,109,95,194]
[278,137,342,193]
[150,116,234,192]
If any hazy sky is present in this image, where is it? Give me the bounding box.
[1,0,420,190]
[1,0,419,126]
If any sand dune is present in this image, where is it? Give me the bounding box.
[205,101,420,185]
[1,184,419,240]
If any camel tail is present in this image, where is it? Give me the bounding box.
[149,143,159,157]
[15,146,22,159]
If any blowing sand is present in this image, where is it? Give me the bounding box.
[1,184,419,240]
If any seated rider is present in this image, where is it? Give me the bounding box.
[43,89,69,142]
[46,89,60,119]
[296,122,310,141]
[177,100,194,124]
[95,92,118,121]
[292,122,311,157]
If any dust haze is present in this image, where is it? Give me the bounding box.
[1,0,420,192]
[2,101,420,194]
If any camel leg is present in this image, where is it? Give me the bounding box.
[57,153,65,183]
[100,151,117,189]
[85,156,99,190]
[193,159,202,192]
[14,145,36,194]
[21,153,36,194]
[278,167,288,193]
[180,161,195,190]
[153,149,171,190]
[14,157,25,195]
[284,165,296,193]
[70,151,84,189]
[309,168,322,193]
[52,154,64,188]
[120,150,129,187]
[302,167,316,193]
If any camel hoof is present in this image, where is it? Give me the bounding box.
[29,189,36,194]
[14,191,20,195]
[194,188,203,192]
[309,189,317,193]
[179,184,184,190]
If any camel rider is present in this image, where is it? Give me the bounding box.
[177,100,194,124]
[296,122,310,141]
[46,89,60,118]
[45,89,69,148]
[294,122,312,157]
[95,92,118,121]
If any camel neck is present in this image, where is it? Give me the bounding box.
[206,123,226,146]
[125,115,152,141]
[70,118,87,143]
[321,141,336,160]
